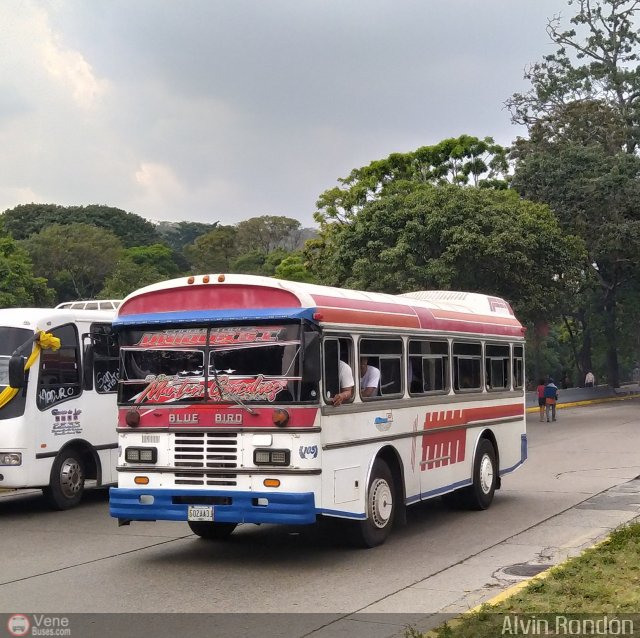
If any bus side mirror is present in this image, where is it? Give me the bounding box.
[302,332,321,383]
[8,355,26,389]
[83,341,94,391]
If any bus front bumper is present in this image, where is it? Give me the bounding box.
[109,487,317,525]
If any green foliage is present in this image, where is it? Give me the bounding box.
[273,253,317,283]
[156,220,219,252]
[21,223,123,302]
[99,244,182,299]
[184,225,238,273]
[0,233,53,307]
[235,215,303,253]
[1,204,161,247]
[315,135,509,224]
[308,184,584,326]
[123,244,182,278]
[509,0,640,386]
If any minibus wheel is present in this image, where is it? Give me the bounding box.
[188,521,237,540]
[349,459,395,548]
[43,448,85,510]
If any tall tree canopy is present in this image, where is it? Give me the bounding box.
[156,220,219,252]
[308,184,584,325]
[1,204,161,247]
[0,229,53,307]
[21,223,123,302]
[509,0,640,385]
[315,135,509,224]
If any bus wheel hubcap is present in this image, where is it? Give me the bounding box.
[60,459,83,498]
[370,478,393,528]
[479,455,494,494]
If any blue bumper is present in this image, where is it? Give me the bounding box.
[109,488,317,525]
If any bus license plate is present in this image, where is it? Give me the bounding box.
[187,505,214,521]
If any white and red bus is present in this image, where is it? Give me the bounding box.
[110,275,527,546]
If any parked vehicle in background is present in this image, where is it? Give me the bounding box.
[110,275,526,546]
[0,305,120,509]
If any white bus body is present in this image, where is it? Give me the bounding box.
[110,275,527,546]
[0,307,119,508]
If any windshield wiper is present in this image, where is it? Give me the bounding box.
[208,352,257,416]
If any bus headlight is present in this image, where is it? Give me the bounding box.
[254,449,290,466]
[0,453,22,466]
[125,447,158,463]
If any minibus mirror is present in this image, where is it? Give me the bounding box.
[83,341,95,391]
[8,355,26,389]
[302,332,321,383]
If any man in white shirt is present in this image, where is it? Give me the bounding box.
[360,357,380,398]
[331,359,354,406]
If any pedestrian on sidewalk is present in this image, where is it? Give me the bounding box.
[544,378,559,422]
[536,378,546,421]
[585,370,595,388]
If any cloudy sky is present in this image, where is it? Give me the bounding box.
[0,0,567,228]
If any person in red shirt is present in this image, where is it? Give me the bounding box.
[536,378,546,422]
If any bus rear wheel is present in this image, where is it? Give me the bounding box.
[188,521,237,540]
[456,438,497,510]
[349,459,395,548]
[43,448,85,510]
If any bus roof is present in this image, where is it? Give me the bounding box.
[115,274,524,338]
[0,307,117,331]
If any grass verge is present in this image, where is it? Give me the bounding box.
[420,522,640,638]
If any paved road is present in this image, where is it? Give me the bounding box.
[1,399,639,637]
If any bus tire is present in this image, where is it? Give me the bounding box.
[349,459,395,548]
[458,438,497,510]
[43,448,85,510]
[188,521,237,540]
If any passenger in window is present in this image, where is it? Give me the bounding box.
[360,357,380,398]
[331,360,354,406]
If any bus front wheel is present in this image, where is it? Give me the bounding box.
[188,521,237,540]
[349,459,395,548]
[43,448,85,510]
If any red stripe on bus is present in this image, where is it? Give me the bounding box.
[315,307,421,328]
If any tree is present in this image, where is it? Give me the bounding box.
[99,244,183,298]
[235,216,303,254]
[508,0,640,386]
[184,225,238,273]
[0,231,53,307]
[274,253,317,283]
[1,204,161,247]
[307,183,585,327]
[21,223,123,302]
[315,135,509,224]
[156,221,219,253]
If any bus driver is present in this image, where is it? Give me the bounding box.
[331,359,355,406]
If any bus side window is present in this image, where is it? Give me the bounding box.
[92,323,119,394]
[322,337,354,404]
[37,324,81,410]
[408,339,449,395]
[485,344,510,391]
[453,342,482,392]
[359,338,403,399]
[513,345,524,389]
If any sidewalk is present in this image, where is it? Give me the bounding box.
[525,383,640,410]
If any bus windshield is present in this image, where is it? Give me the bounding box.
[118,324,317,405]
[0,327,34,419]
